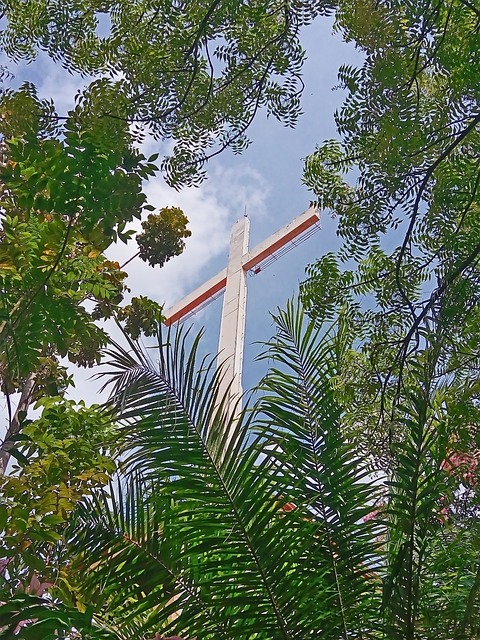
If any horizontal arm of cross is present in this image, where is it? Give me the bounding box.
[164,267,227,325]
[163,205,320,326]
[241,205,319,271]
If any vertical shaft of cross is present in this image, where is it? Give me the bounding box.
[217,217,249,416]
[163,205,321,430]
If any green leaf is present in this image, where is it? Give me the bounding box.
[0,504,7,532]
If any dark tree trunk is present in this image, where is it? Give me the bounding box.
[0,372,36,476]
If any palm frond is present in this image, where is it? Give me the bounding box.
[68,323,333,639]
[0,594,119,639]
[254,300,382,639]
[383,347,453,640]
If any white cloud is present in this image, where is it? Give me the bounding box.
[36,65,87,115]
[65,162,269,405]
[109,164,270,309]
[1,51,87,114]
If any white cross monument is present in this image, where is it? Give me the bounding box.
[164,204,320,418]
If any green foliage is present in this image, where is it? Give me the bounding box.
[116,296,164,340]
[0,85,148,391]
[1,100,150,246]
[0,0,330,187]
[0,85,188,473]
[0,302,478,638]
[0,398,116,603]
[301,0,480,460]
[300,1,480,636]
[255,302,381,637]
[136,207,192,269]
[0,595,119,639]
[0,308,369,638]
[420,518,480,639]
[302,0,480,340]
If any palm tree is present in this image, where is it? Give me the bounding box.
[1,301,478,639]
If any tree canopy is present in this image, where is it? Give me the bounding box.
[1,0,330,187]
[301,0,480,461]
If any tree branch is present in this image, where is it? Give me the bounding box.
[0,371,36,476]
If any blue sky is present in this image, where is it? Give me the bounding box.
[1,14,362,408]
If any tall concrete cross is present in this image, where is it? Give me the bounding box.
[164,204,320,417]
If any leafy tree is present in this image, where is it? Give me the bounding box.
[300,0,480,461]
[0,0,330,187]
[299,0,480,635]
[0,398,116,607]
[123,207,192,270]
[0,86,189,474]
